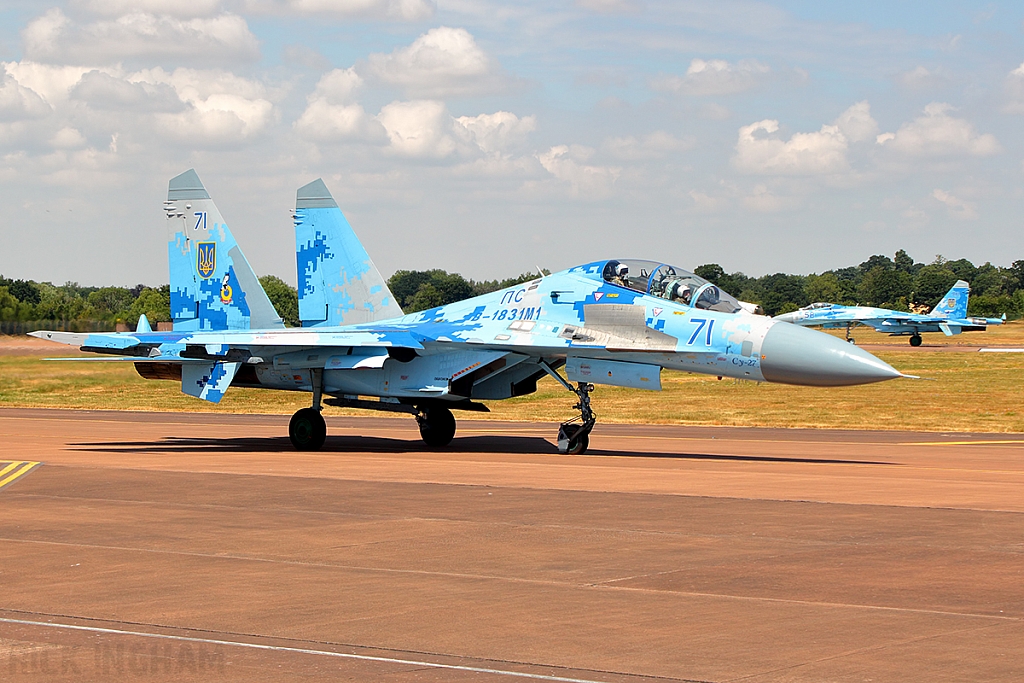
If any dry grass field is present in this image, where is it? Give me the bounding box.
[2,323,1023,432]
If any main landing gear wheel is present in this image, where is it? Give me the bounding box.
[557,382,596,455]
[417,406,456,448]
[909,334,923,347]
[290,408,326,450]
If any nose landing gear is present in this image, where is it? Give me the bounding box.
[539,360,597,455]
[909,334,923,347]
[557,382,596,455]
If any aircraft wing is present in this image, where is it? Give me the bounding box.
[30,328,426,356]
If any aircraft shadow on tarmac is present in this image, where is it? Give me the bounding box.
[69,435,895,465]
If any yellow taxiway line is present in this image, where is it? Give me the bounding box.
[0,461,41,490]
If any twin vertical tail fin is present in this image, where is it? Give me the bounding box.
[165,169,283,332]
[930,280,970,319]
[294,179,403,327]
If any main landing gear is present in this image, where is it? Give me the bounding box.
[289,368,327,450]
[540,361,596,455]
[909,334,923,347]
[289,408,326,450]
[417,406,457,448]
[845,323,856,344]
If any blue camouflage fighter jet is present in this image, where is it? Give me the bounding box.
[32,170,910,453]
[774,281,1004,346]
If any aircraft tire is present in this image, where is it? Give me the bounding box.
[290,408,327,450]
[565,432,589,455]
[909,335,923,347]
[419,407,456,448]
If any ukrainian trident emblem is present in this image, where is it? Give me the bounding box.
[196,242,216,279]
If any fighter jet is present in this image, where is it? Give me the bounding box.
[32,170,910,454]
[774,281,1005,346]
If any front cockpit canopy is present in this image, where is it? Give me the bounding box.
[601,259,743,314]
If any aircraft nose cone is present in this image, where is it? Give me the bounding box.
[773,311,799,323]
[760,321,902,386]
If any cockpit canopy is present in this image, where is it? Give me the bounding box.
[600,259,743,314]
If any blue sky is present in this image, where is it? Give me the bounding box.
[1,0,1022,286]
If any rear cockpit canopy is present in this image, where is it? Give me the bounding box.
[597,259,743,314]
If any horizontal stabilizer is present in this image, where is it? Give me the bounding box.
[182,361,240,403]
[28,330,90,346]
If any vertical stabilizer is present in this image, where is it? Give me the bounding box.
[930,280,970,319]
[165,170,284,331]
[295,179,403,327]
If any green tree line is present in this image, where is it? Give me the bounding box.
[3,252,1022,330]
[694,250,1024,317]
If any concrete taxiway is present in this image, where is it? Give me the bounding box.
[1,408,1023,682]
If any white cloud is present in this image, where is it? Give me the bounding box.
[132,68,275,143]
[0,71,51,122]
[22,8,259,65]
[244,0,434,21]
[833,101,878,143]
[294,101,378,141]
[897,65,949,90]
[50,126,87,149]
[3,62,102,108]
[602,131,693,160]
[538,145,620,196]
[931,188,977,220]
[689,189,721,213]
[876,103,1000,157]
[899,206,930,231]
[365,27,501,97]
[308,68,363,104]
[72,0,223,18]
[652,58,770,96]
[734,119,848,175]
[453,111,536,154]
[1003,62,1024,114]
[71,70,183,112]
[377,99,459,157]
[742,184,798,212]
[293,68,382,142]
[575,0,644,13]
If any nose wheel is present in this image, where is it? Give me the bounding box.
[909,334,922,347]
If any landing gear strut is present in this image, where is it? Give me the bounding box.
[289,368,326,450]
[845,324,856,344]
[557,382,596,455]
[540,361,596,455]
[417,405,456,448]
[909,334,923,347]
